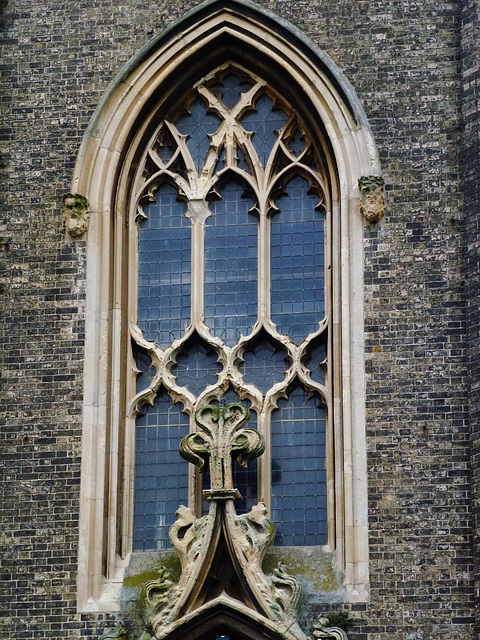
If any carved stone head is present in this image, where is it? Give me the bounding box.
[62,193,90,237]
[358,176,386,223]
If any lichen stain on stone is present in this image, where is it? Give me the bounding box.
[124,570,161,588]
[263,548,341,597]
[123,552,182,589]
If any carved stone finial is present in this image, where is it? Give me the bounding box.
[312,615,349,640]
[358,175,385,223]
[139,403,307,640]
[62,192,90,237]
[179,403,264,495]
[99,621,128,639]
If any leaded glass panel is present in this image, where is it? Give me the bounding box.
[271,386,327,546]
[134,390,190,550]
[131,63,330,550]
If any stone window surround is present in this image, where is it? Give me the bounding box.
[72,0,380,613]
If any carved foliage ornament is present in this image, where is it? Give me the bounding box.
[358,175,385,223]
[129,404,348,640]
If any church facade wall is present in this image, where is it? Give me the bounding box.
[0,0,478,638]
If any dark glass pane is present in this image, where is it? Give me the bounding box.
[134,343,156,393]
[240,94,288,167]
[271,176,325,344]
[287,128,306,157]
[303,337,327,386]
[205,182,257,346]
[210,72,252,110]
[134,389,189,551]
[271,386,327,546]
[240,339,289,394]
[172,341,221,397]
[202,390,258,515]
[138,183,191,348]
[175,98,221,173]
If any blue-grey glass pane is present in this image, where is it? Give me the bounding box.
[202,390,258,515]
[175,98,221,173]
[172,341,221,397]
[205,182,257,346]
[304,338,326,386]
[271,176,325,344]
[134,390,189,551]
[155,128,177,165]
[138,183,191,348]
[287,128,306,157]
[271,386,327,546]
[240,340,289,394]
[240,94,288,167]
[134,344,156,393]
[210,72,252,110]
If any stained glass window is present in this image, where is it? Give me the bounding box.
[132,64,329,550]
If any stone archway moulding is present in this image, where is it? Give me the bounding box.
[73,0,380,613]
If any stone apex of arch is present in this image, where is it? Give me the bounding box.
[75,0,380,184]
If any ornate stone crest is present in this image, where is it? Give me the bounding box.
[358,176,386,223]
[132,403,348,640]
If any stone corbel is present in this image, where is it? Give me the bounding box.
[62,192,90,238]
[358,176,385,223]
[312,616,349,640]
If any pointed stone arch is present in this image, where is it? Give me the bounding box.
[74,0,378,612]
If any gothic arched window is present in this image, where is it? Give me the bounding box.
[129,64,331,552]
[74,0,376,611]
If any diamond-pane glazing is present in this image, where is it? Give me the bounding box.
[134,390,190,551]
[271,176,325,344]
[205,182,257,346]
[271,386,327,546]
[240,340,289,394]
[173,341,221,397]
[138,183,191,348]
[175,98,221,173]
[240,94,288,167]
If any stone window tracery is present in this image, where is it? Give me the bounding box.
[129,64,331,551]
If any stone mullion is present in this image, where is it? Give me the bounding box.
[257,184,273,509]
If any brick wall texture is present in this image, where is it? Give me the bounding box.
[0,0,479,638]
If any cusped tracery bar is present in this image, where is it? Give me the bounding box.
[129,63,331,550]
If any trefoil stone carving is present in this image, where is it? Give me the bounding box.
[135,403,348,640]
